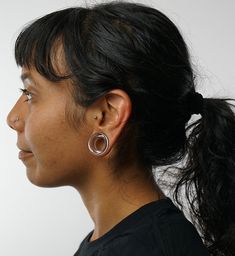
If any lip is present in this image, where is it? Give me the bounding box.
[18,150,34,160]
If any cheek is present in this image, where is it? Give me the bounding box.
[25,108,68,163]
[24,109,91,186]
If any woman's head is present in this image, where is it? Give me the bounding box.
[8,1,197,185]
[7,2,235,254]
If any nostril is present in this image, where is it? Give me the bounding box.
[6,114,20,130]
[9,124,15,130]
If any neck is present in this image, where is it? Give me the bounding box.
[75,164,165,241]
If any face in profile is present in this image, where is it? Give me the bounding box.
[7,67,93,188]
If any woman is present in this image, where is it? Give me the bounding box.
[7,1,235,256]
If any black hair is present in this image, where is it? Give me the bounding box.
[15,1,235,255]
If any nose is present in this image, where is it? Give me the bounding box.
[7,113,20,130]
[7,97,25,132]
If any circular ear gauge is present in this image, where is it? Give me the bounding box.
[88,132,109,156]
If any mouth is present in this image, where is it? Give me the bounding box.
[18,150,34,160]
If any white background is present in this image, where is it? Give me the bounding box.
[0,0,235,255]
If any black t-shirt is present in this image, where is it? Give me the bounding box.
[74,197,209,256]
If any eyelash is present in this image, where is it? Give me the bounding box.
[19,88,33,102]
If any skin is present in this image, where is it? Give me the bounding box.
[7,67,165,241]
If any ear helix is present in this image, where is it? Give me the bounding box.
[88,132,109,156]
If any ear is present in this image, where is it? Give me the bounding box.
[86,89,132,154]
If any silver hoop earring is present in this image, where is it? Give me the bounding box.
[88,132,109,156]
[14,117,20,123]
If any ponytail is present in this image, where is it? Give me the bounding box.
[174,97,235,256]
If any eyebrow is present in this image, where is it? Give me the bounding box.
[20,73,31,82]
[20,72,38,89]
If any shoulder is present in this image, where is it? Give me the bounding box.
[100,201,209,256]
[156,211,209,256]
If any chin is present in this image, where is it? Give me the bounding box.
[26,167,67,188]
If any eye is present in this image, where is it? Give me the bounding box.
[19,88,33,102]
